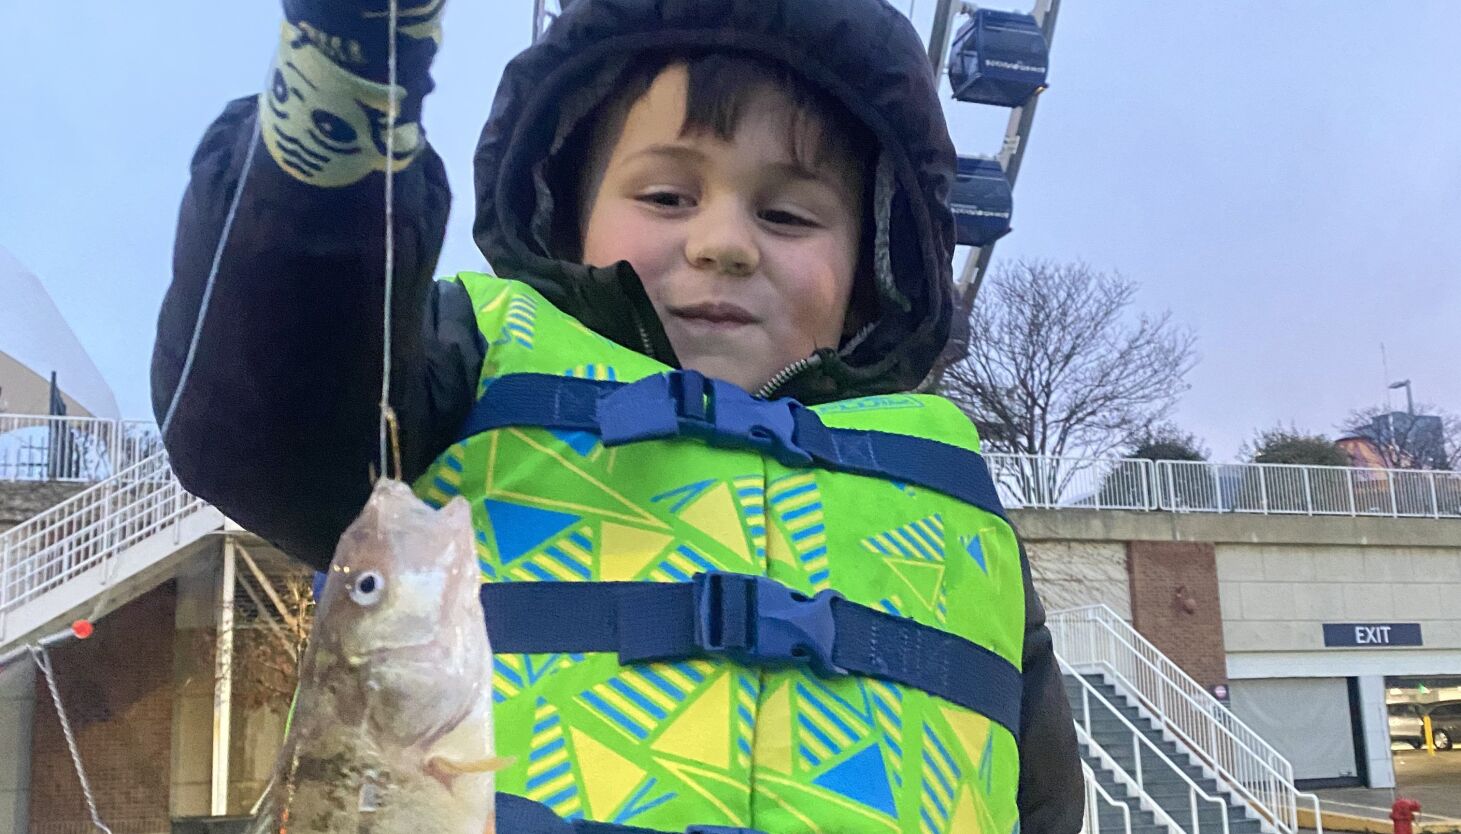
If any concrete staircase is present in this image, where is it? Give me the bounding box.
[0,448,223,656]
[1065,671,1265,834]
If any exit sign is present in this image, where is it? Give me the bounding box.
[1323,623,1423,648]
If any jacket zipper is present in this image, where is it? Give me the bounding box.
[626,303,656,358]
[756,353,823,399]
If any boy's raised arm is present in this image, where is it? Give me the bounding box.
[152,2,481,571]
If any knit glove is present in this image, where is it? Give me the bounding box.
[262,0,446,186]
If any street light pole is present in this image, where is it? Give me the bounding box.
[1389,379,1414,416]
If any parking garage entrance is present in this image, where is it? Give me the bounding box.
[1385,676,1461,795]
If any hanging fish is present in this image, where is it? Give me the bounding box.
[250,479,505,833]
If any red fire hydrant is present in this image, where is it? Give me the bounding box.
[1392,798,1422,834]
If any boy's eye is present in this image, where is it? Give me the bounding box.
[761,209,819,228]
[637,191,693,209]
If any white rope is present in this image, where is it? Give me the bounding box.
[380,0,401,473]
[31,646,113,834]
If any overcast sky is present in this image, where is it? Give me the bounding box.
[1,1,1456,459]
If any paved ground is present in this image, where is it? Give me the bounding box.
[1314,749,1461,822]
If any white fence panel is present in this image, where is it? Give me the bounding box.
[0,415,160,483]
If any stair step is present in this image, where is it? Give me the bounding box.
[1084,717,1165,739]
[1095,809,1155,833]
[1068,674,1268,834]
[1094,744,1205,775]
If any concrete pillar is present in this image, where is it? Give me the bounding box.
[0,659,36,833]
[170,554,219,817]
[211,540,235,815]
[1355,675,1396,789]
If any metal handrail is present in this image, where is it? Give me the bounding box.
[0,448,205,618]
[977,449,1461,518]
[1063,657,1233,834]
[1157,459,1460,518]
[1296,793,1324,834]
[1076,723,1175,834]
[1063,656,1233,834]
[1051,605,1300,834]
[0,413,160,483]
[983,453,1157,511]
[1083,760,1135,834]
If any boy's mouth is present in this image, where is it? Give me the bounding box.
[670,302,758,328]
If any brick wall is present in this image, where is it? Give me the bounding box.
[29,583,175,833]
[1127,541,1228,688]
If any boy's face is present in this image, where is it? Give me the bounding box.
[580,64,863,392]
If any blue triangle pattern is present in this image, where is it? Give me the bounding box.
[813,742,897,816]
[979,732,995,793]
[525,653,585,686]
[484,499,582,564]
[613,777,678,825]
[651,479,716,514]
[550,429,600,457]
[965,533,988,574]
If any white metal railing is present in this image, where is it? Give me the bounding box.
[0,448,204,617]
[982,453,1461,519]
[0,414,160,483]
[985,454,1155,511]
[1082,760,1136,834]
[1051,605,1321,834]
[1064,656,1232,834]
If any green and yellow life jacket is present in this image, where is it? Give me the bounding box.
[411,273,1026,834]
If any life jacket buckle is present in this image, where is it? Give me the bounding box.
[599,371,813,467]
[692,571,847,679]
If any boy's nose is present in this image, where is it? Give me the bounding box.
[685,203,759,277]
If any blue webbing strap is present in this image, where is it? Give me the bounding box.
[459,372,1009,523]
[496,792,762,834]
[481,572,1024,740]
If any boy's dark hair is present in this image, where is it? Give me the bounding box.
[547,51,880,332]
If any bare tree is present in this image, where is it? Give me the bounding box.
[941,260,1195,505]
[1340,404,1459,470]
[943,260,1196,455]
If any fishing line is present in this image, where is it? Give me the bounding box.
[159,108,264,440]
[379,0,401,478]
[33,645,113,834]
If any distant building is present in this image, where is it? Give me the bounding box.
[1339,412,1449,470]
[0,245,119,418]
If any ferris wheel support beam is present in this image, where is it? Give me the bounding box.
[927,0,1062,384]
[210,540,235,816]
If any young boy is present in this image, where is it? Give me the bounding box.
[153,1,1082,832]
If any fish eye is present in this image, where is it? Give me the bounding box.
[350,571,385,606]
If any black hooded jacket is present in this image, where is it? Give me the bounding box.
[153,1,1081,830]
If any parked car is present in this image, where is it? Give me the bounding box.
[1426,701,1461,750]
[1389,703,1426,748]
